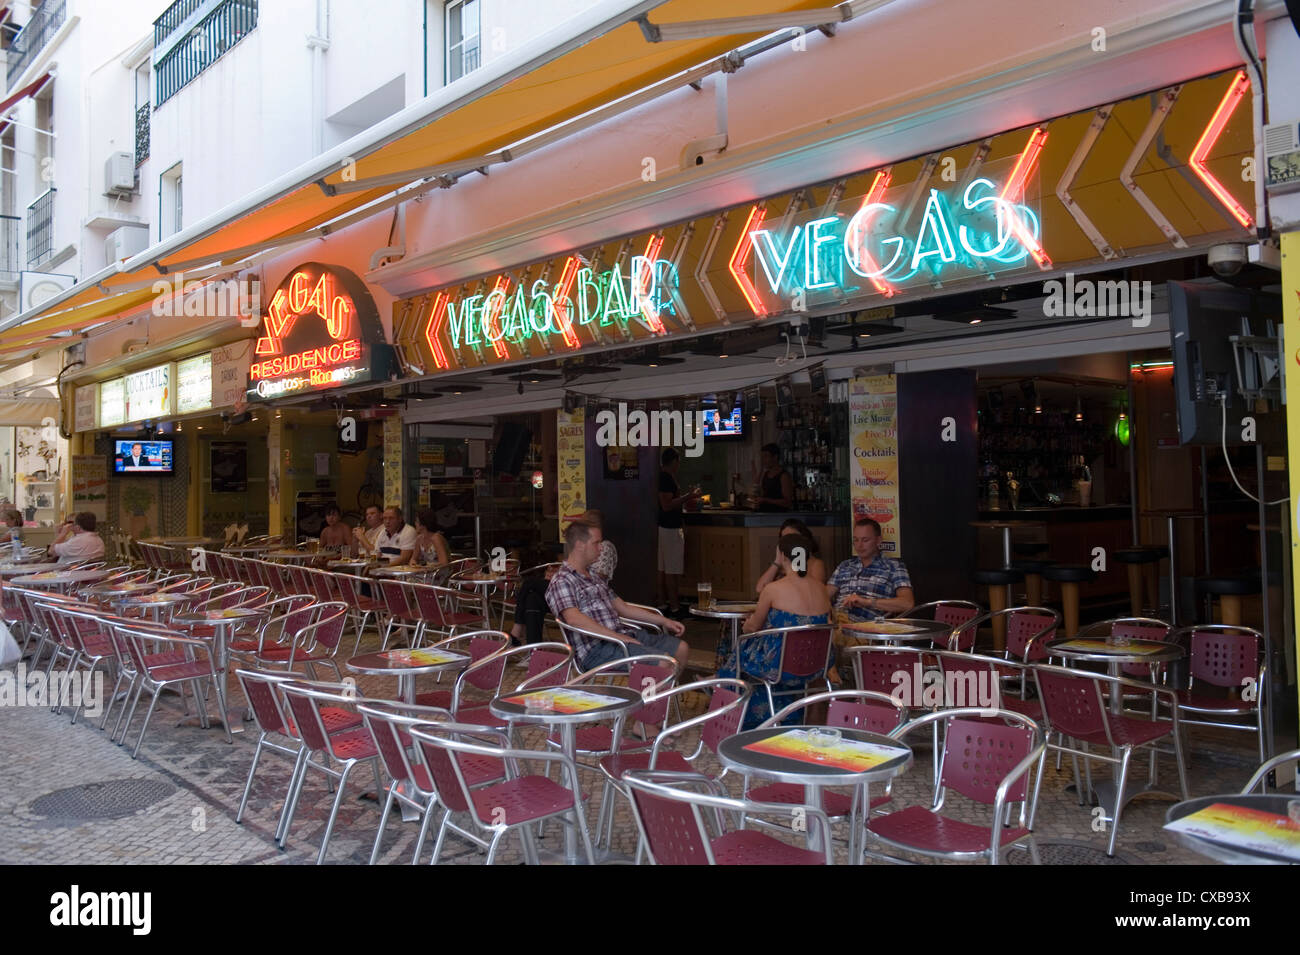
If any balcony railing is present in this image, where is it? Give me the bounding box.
[0,215,20,277]
[136,103,150,167]
[155,0,257,107]
[7,0,66,90]
[26,188,54,269]
[153,0,207,46]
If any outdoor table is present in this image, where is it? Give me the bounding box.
[222,544,276,555]
[328,558,373,572]
[969,519,1047,566]
[452,572,505,628]
[142,536,211,547]
[369,564,432,578]
[265,549,330,563]
[838,617,953,647]
[345,648,470,705]
[87,581,158,600]
[690,602,757,668]
[717,725,913,863]
[117,591,192,622]
[1165,794,1300,865]
[171,607,268,735]
[11,568,111,591]
[1,562,61,576]
[490,684,642,864]
[1044,636,1183,713]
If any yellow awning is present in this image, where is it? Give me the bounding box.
[0,0,835,355]
[0,287,161,356]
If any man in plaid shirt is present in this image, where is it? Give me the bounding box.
[546,520,689,671]
[827,517,916,622]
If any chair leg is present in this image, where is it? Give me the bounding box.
[130,690,163,759]
[316,760,356,865]
[484,828,506,865]
[236,734,267,823]
[1171,728,1190,801]
[277,750,311,848]
[369,782,399,865]
[411,796,438,864]
[1028,751,1047,830]
[430,809,451,865]
[1107,748,1133,857]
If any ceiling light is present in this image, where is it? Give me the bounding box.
[969,318,982,325]
[718,354,728,359]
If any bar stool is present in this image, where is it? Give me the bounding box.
[1112,548,1164,617]
[1040,564,1097,637]
[971,568,1024,652]
[1010,558,1055,608]
[1194,576,1261,627]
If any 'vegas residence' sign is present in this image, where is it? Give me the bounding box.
[246,263,394,401]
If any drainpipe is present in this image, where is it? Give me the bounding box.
[308,0,331,156]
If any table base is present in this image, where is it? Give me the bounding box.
[175,705,247,735]
[1089,778,1181,818]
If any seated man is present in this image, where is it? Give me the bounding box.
[546,519,690,672]
[318,504,352,551]
[373,507,416,565]
[826,517,915,622]
[49,512,106,564]
[351,504,383,557]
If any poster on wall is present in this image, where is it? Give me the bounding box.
[556,409,587,532]
[211,342,253,410]
[71,455,108,524]
[383,416,402,511]
[1283,233,1300,660]
[74,384,97,433]
[267,427,281,535]
[211,442,248,493]
[849,375,901,556]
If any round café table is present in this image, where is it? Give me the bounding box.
[87,581,158,602]
[1044,636,1183,713]
[265,549,332,563]
[222,544,276,555]
[117,591,192,622]
[345,648,470,705]
[171,607,268,735]
[142,537,211,547]
[718,725,913,863]
[1166,794,1300,865]
[328,558,373,572]
[691,602,757,670]
[1,562,61,577]
[11,568,112,592]
[491,684,642,864]
[839,617,953,647]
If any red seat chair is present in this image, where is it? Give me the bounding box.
[376,578,424,650]
[1034,664,1189,855]
[277,680,384,864]
[409,581,486,643]
[333,572,383,652]
[1166,624,1267,764]
[624,769,833,865]
[734,622,834,720]
[905,600,983,650]
[443,640,572,727]
[234,668,365,846]
[409,718,595,865]
[866,708,1045,865]
[412,631,511,710]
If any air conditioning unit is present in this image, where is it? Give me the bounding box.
[1263,120,1300,194]
[104,151,135,197]
[105,225,148,263]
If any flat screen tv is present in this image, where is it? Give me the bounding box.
[702,406,744,438]
[114,439,174,473]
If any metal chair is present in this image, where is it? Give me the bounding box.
[951,606,1059,660]
[732,622,834,722]
[1165,624,1267,764]
[865,708,1045,864]
[334,573,382,653]
[899,600,983,649]
[624,769,833,865]
[1033,663,1189,856]
[276,680,385,864]
[409,719,595,865]
[408,582,485,644]
[1241,748,1300,794]
[412,630,511,710]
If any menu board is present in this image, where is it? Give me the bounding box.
[556,408,586,532]
[125,364,172,422]
[74,383,97,433]
[98,377,126,428]
[211,341,252,409]
[849,375,901,555]
[176,354,213,414]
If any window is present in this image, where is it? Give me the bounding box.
[160,163,182,240]
[446,0,480,84]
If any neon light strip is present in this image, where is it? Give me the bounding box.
[728,205,768,317]
[484,276,510,359]
[998,127,1051,268]
[855,170,896,297]
[638,235,666,333]
[423,291,450,370]
[551,256,582,349]
[1190,70,1254,229]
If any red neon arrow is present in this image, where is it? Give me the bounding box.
[423,291,450,370]
[551,256,582,349]
[1190,70,1253,229]
[483,276,510,359]
[729,204,768,317]
[637,234,666,334]
[848,170,896,297]
[998,126,1052,269]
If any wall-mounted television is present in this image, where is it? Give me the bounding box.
[702,407,744,438]
[114,439,174,473]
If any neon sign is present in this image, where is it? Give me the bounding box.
[246,263,393,402]
[437,257,679,357]
[736,129,1050,312]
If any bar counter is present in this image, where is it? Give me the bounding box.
[681,510,847,601]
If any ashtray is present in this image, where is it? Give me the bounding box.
[807,728,842,748]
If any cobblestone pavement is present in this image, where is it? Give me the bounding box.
[0,618,1288,866]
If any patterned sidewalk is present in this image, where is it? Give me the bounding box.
[0,623,1288,865]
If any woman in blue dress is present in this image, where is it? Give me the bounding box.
[717,534,832,727]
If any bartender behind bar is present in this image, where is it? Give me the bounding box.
[752,444,794,512]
